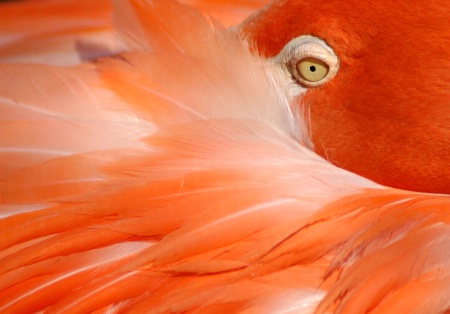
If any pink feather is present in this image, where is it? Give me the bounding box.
[0,0,449,313]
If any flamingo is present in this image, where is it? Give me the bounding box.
[241,0,450,194]
[0,0,449,313]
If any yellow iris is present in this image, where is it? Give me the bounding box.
[297,57,329,83]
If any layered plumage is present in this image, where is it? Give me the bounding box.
[1,0,449,313]
[0,0,266,65]
[0,0,117,65]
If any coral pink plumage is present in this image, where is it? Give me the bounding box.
[0,0,116,65]
[1,0,449,313]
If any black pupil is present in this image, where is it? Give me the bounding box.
[310,65,316,72]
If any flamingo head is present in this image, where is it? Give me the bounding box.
[241,0,450,194]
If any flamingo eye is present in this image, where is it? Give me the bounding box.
[274,35,339,88]
[297,57,329,82]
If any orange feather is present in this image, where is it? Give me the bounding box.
[0,0,449,313]
[0,0,118,65]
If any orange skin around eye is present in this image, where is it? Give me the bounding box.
[242,0,450,194]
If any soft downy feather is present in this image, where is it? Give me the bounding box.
[0,0,450,313]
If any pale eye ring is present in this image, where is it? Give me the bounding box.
[274,35,339,88]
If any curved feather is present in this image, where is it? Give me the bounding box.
[0,0,119,65]
[0,0,268,65]
[0,0,449,313]
[0,62,154,200]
